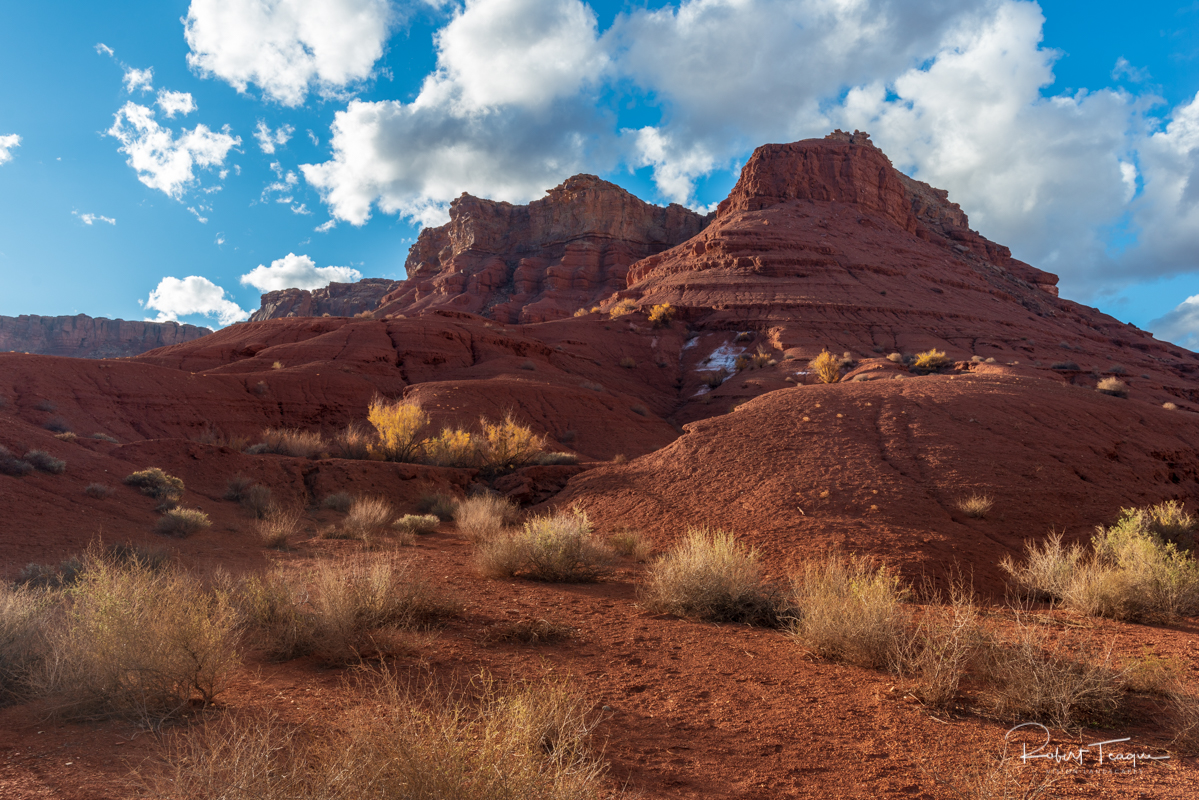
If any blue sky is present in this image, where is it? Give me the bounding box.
[1,1,1198,344]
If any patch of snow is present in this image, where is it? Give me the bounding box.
[702,342,746,373]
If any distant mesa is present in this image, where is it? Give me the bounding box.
[0,313,210,358]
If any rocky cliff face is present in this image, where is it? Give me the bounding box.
[374,174,713,323]
[248,278,402,322]
[0,314,210,358]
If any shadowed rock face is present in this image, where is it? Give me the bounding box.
[248,278,403,322]
[373,174,713,323]
[0,314,210,358]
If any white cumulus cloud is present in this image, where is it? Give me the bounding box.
[123,66,154,93]
[184,0,397,106]
[157,90,197,118]
[832,1,1140,290]
[239,252,362,292]
[254,121,295,153]
[74,211,116,225]
[144,275,249,326]
[0,134,20,165]
[107,102,240,198]
[301,0,608,226]
[1151,294,1199,350]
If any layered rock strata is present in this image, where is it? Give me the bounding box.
[0,314,209,358]
[373,174,713,323]
[248,278,402,322]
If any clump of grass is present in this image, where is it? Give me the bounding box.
[271,361,284,370]
[155,508,212,538]
[92,432,119,443]
[0,583,53,705]
[334,422,375,460]
[54,432,78,442]
[0,446,33,477]
[978,614,1125,728]
[895,584,982,710]
[322,491,354,513]
[702,369,727,388]
[222,475,253,502]
[886,352,904,363]
[193,426,246,450]
[416,491,458,521]
[23,450,65,474]
[609,528,652,562]
[339,497,394,542]
[34,548,240,720]
[125,467,184,502]
[608,298,637,319]
[619,356,637,369]
[956,493,993,519]
[83,483,112,498]
[1138,500,1197,546]
[249,428,330,459]
[1002,505,1199,621]
[455,493,520,542]
[1051,361,1079,371]
[257,505,303,549]
[536,451,579,465]
[234,556,459,665]
[580,380,604,392]
[43,416,71,433]
[641,527,790,625]
[393,514,440,537]
[912,349,952,373]
[151,670,610,800]
[790,553,908,668]
[519,359,536,371]
[1096,377,1128,398]
[476,508,614,582]
[241,485,273,519]
[485,617,575,645]
[809,349,842,384]
[35,399,57,412]
[734,331,754,343]
[1164,402,1179,410]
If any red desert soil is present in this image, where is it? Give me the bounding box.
[2,131,1198,797]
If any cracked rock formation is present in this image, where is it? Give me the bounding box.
[248,278,402,322]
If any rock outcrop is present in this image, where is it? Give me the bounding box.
[248,278,402,322]
[0,314,210,358]
[373,174,713,323]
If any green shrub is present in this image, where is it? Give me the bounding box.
[393,514,440,536]
[641,527,789,625]
[1002,507,1199,621]
[125,467,184,502]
